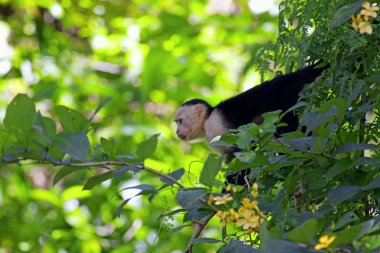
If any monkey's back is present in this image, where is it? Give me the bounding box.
[216,66,325,130]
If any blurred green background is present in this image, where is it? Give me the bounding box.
[0,0,279,252]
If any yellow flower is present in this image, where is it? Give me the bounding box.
[214,194,233,205]
[252,183,259,191]
[226,185,231,192]
[207,195,214,204]
[236,209,260,230]
[352,14,361,30]
[314,235,336,250]
[241,198,257,209]
[229,209,239,220]
[360,2,379,18]
[359,20,373,34]
[251,191,258,198]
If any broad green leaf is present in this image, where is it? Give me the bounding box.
[301,106,338,135]
[284,169,299,196]
[362,176,380,190]
[263,239,309,253]
[280,137,316,152]
[365,72,380,83]
[331,1,363,28]
[260,221,282,245]
[218,240,259,253]
[326,157,352,181]
[319,98,347,115]
[287,219,320,244]
[176,188,207,210]
[183,208,214,222]
[83,171,113,190]
[53,166,88,185]
[353,157,380,167]
[328,186,361,206]
[331,225,361,247]
[160,168,185,185]
[54,105,90,132]
[100,137,116,158]
[113,166,142,178]
[234,150,256,163]
[53,132,90,161]
[136,133,160,162]
[3,94,36,145]
[334,212,358,231]
[333,143,377,155]
[200,154,223,188]
[33,112,56,146]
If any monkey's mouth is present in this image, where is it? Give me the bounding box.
[177,134,186,140]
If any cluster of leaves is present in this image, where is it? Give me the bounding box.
[209,0,380,252]
[1,0,380,252]
[0,0,279,252]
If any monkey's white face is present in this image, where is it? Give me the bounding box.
[174,105,207,141]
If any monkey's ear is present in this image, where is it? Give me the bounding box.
[194,104,206,115]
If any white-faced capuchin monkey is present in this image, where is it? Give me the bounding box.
[174,64,327,183]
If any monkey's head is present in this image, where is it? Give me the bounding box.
[174,99,212,141]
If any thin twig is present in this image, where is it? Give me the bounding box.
[185,213,215,253]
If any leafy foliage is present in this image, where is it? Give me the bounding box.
[1,0,380,252]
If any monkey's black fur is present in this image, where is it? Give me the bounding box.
[184,64,327,185]
[185,65,326,135]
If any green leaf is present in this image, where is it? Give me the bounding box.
[91,97,112,119]
[158,208,187,219]
[136,133,160,162]
[284,169,299,196]
[333,144,377,155]
[362,176,380,190]
[326,157,352,181]
[3,94,36,145]
[183,208,214,222]
[119,184,156,193]
[287,219,320,244]
[53,132,90,161]
[328,186,361,206]
[319,98,347,115]
[33,112,56,146]
[234,150,256,163]
[83,171,113,190]
[116,184,157,216]
[172,225,191,233]
[53,166,88,185]
[218,240,259,253]
[54,105,90,132]
[160,168,185,185]
[353,157,380,167]
[331,1,363,28]
[263,239,309,253]
[176,188,207,210]
[365,72,380,83]
[334,212,358,231]
[200,154,223,188]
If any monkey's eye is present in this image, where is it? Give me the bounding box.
[178,119,183,124]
